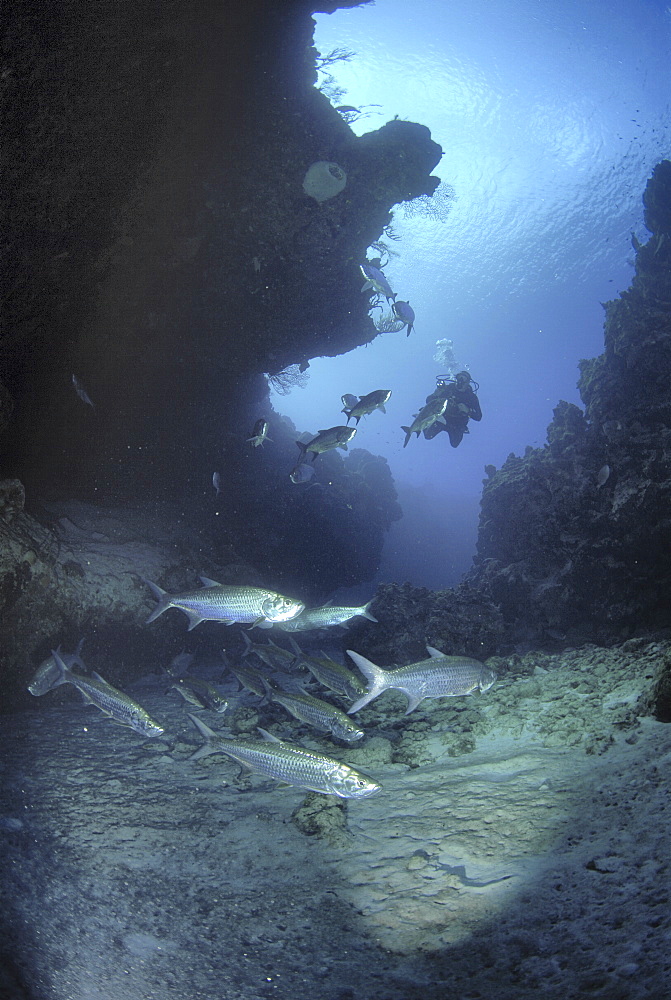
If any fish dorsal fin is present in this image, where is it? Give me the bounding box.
[426,645,445,658]
[199,576,221,588]
[257,727,282,743]
[91,670,119,690]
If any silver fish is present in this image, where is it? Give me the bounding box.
[72,374,95,408]
[241,632,298,670]
[213,472,222,495]
[287,641,366,701]
[28,639,86,696]
[144,577,304,630]
[264,680,364,742]
[248,418,272,448]
[289,462,316,484]
[45,651,164,736]
[401,397,447,447]
[189,715,379,798]
[295,426,357,462]
[392,300,415,336]
[275,600,377,632]
[172,677,228,713]
[222,654,268,698]
[347,646,496,715]
[341,389,392,426]
[360,262,396,302]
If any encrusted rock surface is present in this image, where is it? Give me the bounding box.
[467,161,671,645]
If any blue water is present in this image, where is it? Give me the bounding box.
[274,0,671,590]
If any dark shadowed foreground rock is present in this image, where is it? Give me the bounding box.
[467,160,671,646]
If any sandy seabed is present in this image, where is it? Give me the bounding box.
[1,638,669,1000]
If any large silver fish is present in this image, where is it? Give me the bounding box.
[287,642,367,702]
[44,651,164,736]
[359,262,396,302]
[346,646,496,715]
[188,715,380,798]
[295,426,356,462]
[401,397,448,447]
[275,600,377,632]
[264,680,364,742]
[28,639,86,696]
[341,389,392,426]
[144,577,304,630]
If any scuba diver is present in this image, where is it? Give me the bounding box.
[423,371,482,448]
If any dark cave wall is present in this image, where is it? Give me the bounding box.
[467,162,671,645]
[1,0,441,502]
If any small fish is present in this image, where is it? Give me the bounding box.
[172,677,228,713]
[275,600,377,632]
[212,472,222,495]
[171,682,206,709]
[596,464,610,488]
[248,418,272,448]
[341,389,392,426]
[241,632,298,670]
[289,462,316,484]
[392,300,415,336]
[295,426,357,463]
[346,646,496,715]
[163,650,195,678]
[72,374,94,408]
[144,578,304,630]
[44,651,164,737]
[401,397,448,447]
[360,262,396,302]
[28,639,87,696]
[263,679,364,742]
[188,715,379,798]
[287,640,367,701]
[222,653,268,698]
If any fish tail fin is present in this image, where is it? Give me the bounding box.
[286,635,303,659]
[295,440,307,457]
[401,426,412,448]
[143,579,171,624]
[361,601,378,623]
[346,650,387,713]
[188,713,224,759]
[240,632,252,657]
[49,649,71,688]
[341,407,352,422]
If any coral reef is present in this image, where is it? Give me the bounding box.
[467,161,671,645]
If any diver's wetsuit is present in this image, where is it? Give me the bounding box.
[423,383,482,448]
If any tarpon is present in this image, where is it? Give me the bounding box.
[287,639,367,701]
[263,680,364,742]
[401,397,448,447]
[295,426,357,462]
[346,646,496,715]
[275,600,377,632]
[171,677,228,713]
[248,418,272,448]
[28,639,86,696]
[360,263,396,302]
[188,715,380,798]
[44,651,164,737]
[144,577,304,630]
[341,389,392,425]
[391,300,415,337]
